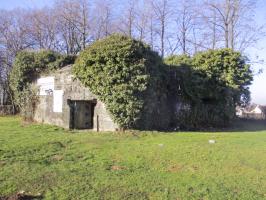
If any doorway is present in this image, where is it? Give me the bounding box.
[69,100,96,129]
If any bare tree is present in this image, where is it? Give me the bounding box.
[92,0,114,40]
[134,4,149,41]
[0,9,34,105]
[151,0,172,57]
[54,0,91,54]
[0,9,34,56]
[0,0,263,61]
[119,0,138,37]
[28,9,59,50]
[203,0,263,51]
[141,1,157,50]
[174,0,197,54]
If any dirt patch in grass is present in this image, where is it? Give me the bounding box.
[111,165,127,171]
[0,160,6,167]
[0,192,42,200]
[167,164,184,173]
[51,154,64,161]
[189,165,199,172]
[47,141,65,149]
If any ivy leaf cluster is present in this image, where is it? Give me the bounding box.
[73,34,166,129]
[164,49,253,129]
[9,50,76,119]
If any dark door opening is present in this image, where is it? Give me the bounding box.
[69,100,96,129]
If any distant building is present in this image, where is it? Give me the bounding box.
[236,104,266,120]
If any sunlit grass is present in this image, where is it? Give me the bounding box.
[1,116,266,199]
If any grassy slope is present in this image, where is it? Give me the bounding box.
[0,117,266,200]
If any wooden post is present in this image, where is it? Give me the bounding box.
[97,115,99,132]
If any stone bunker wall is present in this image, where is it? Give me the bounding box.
[33,65,118,131]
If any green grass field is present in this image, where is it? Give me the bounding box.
[1,117,266,200]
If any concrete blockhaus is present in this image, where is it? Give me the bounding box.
[33,65,118,131]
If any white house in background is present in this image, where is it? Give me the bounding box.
[236,106,244,116]
[236,104,266,120]
[250,105,265,114]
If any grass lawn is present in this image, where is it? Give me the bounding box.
[1,117,266,199]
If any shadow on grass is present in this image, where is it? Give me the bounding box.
[123,119,266,134]
[0,192,43,200]
[214,118,266,132]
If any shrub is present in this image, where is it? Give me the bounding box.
[17,85,39,121]
[164,49,253,129]
[9,50,75,120]
[164,55,215,129]
[73,34,168,129]
[192,49,253,106]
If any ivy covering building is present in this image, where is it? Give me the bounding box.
[9,35,253,131]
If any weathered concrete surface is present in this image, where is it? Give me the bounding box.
[33,65,118,131]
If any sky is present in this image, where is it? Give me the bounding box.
[0,0,265,105]
[247,0,266,105]
[0,0,53,10]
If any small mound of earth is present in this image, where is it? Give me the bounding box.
[111,165,127,171]
[0,192,42,200]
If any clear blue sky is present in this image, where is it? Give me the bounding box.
[0,0,53,10]
[247,0,266,105]
[0,0,265,105]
